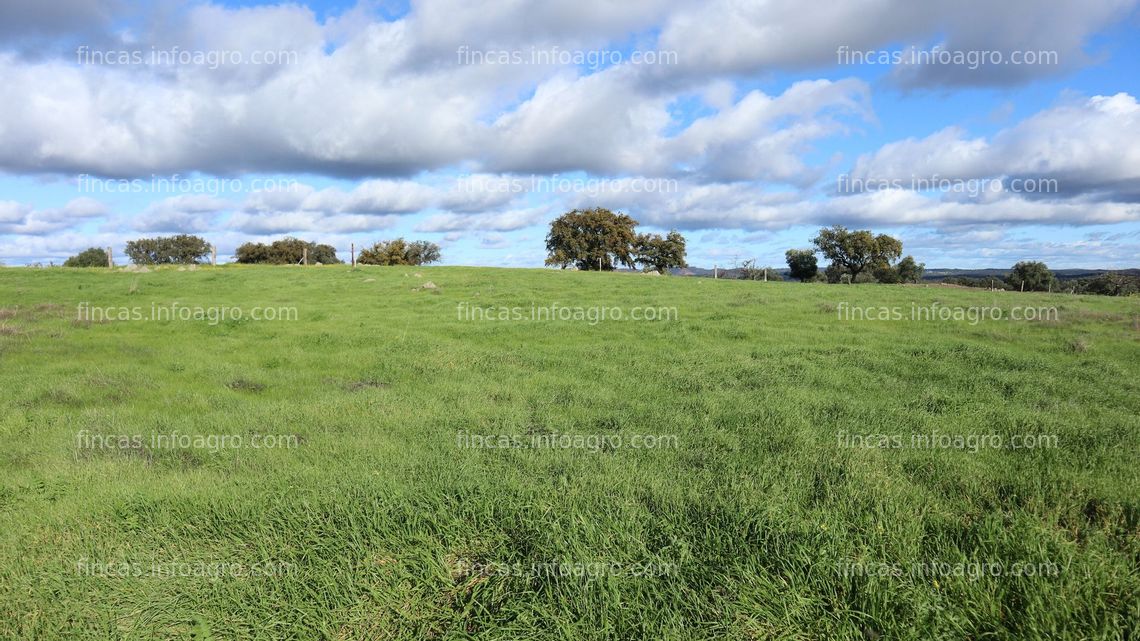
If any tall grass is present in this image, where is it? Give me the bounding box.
[0,265,1136,640]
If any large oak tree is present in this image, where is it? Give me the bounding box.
[545,208,640,271]
[811,226,902,283]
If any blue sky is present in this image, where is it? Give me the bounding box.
[0,0,1138,268]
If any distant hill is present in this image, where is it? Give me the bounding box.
[670,267,754,278]
[921,268,1140,281]
[670,266,1140,281]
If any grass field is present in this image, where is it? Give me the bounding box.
[0,265,1137,640]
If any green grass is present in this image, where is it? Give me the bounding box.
[0,265,1137,640]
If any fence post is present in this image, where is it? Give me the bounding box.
[351,243,355,267]
[211,245,217,266]
[106,246,113,268]
[302,247,308,266]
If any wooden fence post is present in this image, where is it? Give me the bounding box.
[211,245,217,266]
[106,246,113,268]
[351,243,355,267]
[302,247,308,266]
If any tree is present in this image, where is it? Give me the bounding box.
[404,240,442,266]
[64,247,109,268]
[1007,261,1055,292]
[872,262,901,284]
[784,249,818,282]
[825,262,850,284]
[896,255,925,284]
[811,226,902,283]
[358,238,442,266]
[545,208,639,271]
[124,235,211,265]
[234,238,342,264]
[635,230,687,274]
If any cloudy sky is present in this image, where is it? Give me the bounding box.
[1,0,1138,268]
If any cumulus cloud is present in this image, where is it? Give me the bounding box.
[662,79,872,183]
[0,0,1138,266]
[845,93,1140,203]
[415,207,550,232]
[657,0,1136,87]
[226,210,399,235]
[817,189,1140,228]
[3,0,1128,181]
[135,195,230,232]
[0,197,106,234]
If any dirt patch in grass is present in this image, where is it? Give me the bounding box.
[227,379,266,393]
[0,324,24,336]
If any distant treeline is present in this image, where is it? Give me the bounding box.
[51,228,1140,298]
[61,235,443,267]
[941,270,1139,296]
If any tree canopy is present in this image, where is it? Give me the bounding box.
[545,208,640,271]
[124,235,211,265]
[811,226,902,283]
[635,230,687,274]
[234,238,341,264]
[63,247,109,268]
[784,249,818,282]
[357,238,441,266]
[1007,261,1055,291]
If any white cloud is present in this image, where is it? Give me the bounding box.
[0,197,106,234]
[847,93,1140,202]
[416,206,549,232]
[135,195,230,232]
[657,0,1136,87]
[0,0,1138,267]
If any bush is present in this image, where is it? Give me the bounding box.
[871,262,901,284]
[824,263,849,284]
[234,238,341,264]
[64,247,109,268]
